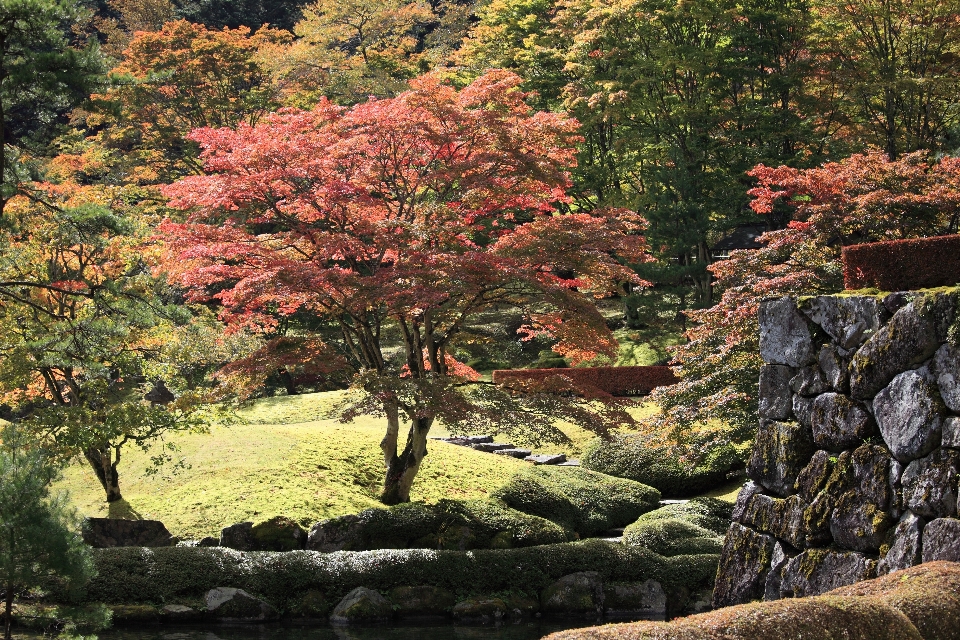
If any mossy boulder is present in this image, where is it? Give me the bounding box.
[581,436,740,498]
[540,571,604,616]
[251,516,306,551]
[623,499,732,557]
[490,466,661,536]
[452,597,508,620]
[388,585,456,617]
[329,587,393,624]
[286,589,329,618]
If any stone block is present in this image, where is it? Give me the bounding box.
[220,522,255,551]
[780,550,877,598]
[802,295,881,350]
[759,365,794,420]
[829,490,891,553]
[878,511,923,574]
[874,370,945,462]
[921,517,960,563]
[760,297,815,367]
[740,493,807,549]
[790,365,829,397]
[819,344,851,393]
[796,450,834,503]
[934,343,960,412]
[792,394,815,428]
[945,417,960,449]
[811,393,876,452]
[712,523,776,608]
[901,448,960,519]
[747,419,815,497]
[731,481,764,523]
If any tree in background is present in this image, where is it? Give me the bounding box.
[0,425,94,640]
[161,70,650,503]
[650,151,960,453]
[0,0,102,218]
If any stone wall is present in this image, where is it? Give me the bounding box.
[713,289,960,607]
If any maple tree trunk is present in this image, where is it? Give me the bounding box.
[84,444,122,502]
[381,415,433,505]
[4,580,12,640]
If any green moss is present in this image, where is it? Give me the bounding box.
[251,516,305,551]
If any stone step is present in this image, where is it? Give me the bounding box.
[525,453,567,465]
[472,442,516,452]
[556,459,581,466]
[493,448,533,459]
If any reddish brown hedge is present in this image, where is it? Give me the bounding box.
[842,234,960,291]
[492,366,678,397]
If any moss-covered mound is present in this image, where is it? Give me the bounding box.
[581,436,741,498]
[543,561,960,640]
[622,498,732,556]
[317,498,575,551]
[78,540,718,614]
[490,466,661,537]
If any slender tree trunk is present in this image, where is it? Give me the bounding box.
[84,445,122,502]
[381,416,433,505]
[4,579,13,640]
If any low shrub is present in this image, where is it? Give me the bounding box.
[581,436,741,498]
[492,366,678,396]
[490,466,661,536]
[842,234,960,291]
[79,540,719,612]
[622,499,733,557]
[318,499,574,551]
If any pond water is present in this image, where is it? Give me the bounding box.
[83,620,615,640]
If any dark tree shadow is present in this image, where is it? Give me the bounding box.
[108,499,144,520]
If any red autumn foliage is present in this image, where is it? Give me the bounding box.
[492,366,678,397]
[842,234,960,291]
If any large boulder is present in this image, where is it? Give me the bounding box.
[605,580,666,618]
[795,450,835,502]
[829,490,891,553]
[388,586,456,617]
[790,365,829,397]
[810,393,876,451]
[849,443,894,509]
[873,370,946,462]
[329,587,393,624]
[901,448,960,519]
[219,522,256,551]
[878,511,923,574]
[541,571,605,616]
[934,343,960,412]
[759,297,815,367]
[922,518,960,563]
[250,516,306,551]
[452,597,509,621]
[802,295,881,350]
[712,523,775,607]
[205,587,278,622]
[81,518,175,548]
[739,493,807,549]
[758,365,794,420]
[747,420,815,497]
[850,296,956,400]
[779,550,877,598]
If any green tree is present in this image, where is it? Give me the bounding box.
[0,0,102,217]
[0,425,94,640]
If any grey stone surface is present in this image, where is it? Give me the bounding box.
[220,522,256,551]
[819,344,851,393]
[878,511,923,574]
[882,292,912,314]
[921,517,960,563]
[790,365,829,397]
[934,343,960,412]
[525,453,567,465]
[452,597,508,620]
[731,481,764,523]
[604,580,666,617]
[388,586,456,617]
[850,443,893,510]
[944,417,960,449]
[873,370,945,462]
[471,442,515,452]
[759,365,795,420]
[792,395,815,428]
[763,542,795,601]
[803,492,835,548]
[850,300,947,400]
[759,297,815,367]
[81,518,175,548]
[810,393,876,452]
[901,448,960,519]
[306,515,361,553]
[829,490,891,553]
[796,450,834,503]
[747,419,816,497]
[779,550,877,598]
[493,448,533,459]
[330,587,393,624]
[206,587,278,622]
[160,604,200,621]
[802,295,881,350]
[712,523,776,607]
[889,459,905,519]
[540,571,604,615]
[198,536,220,547]
[740,493,807,549]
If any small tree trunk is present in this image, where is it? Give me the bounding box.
[84,445,122,503]
[380,416,433,505]
[4,580,13,640]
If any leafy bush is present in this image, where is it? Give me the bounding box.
[842,234,960,291]
[79,540,718,611]
[490,466,660,536]
[622,498,733,556]
[319,499,575,551]
[581,435,741,497]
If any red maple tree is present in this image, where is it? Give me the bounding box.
[160,70,649,503]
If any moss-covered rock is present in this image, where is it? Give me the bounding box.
[452,597,508,620]
[581,436,739,498]
[251,516,306,551]
[286,589,329,618]
[540,571,604,616]
[329,587,393,624]
[388,585,456,617]
[491,466,660,536]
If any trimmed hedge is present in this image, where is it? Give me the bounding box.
[622,498,733,557]
[491,366,678,397]
[79,540,719,612]
[317,499,575,551]
[581,436,740,498]
[490,466,661,537]
[842,234,960,291]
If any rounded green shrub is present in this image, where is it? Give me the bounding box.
[622,498,732,556]
[581,435,741,497]
[490,466,661,537]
